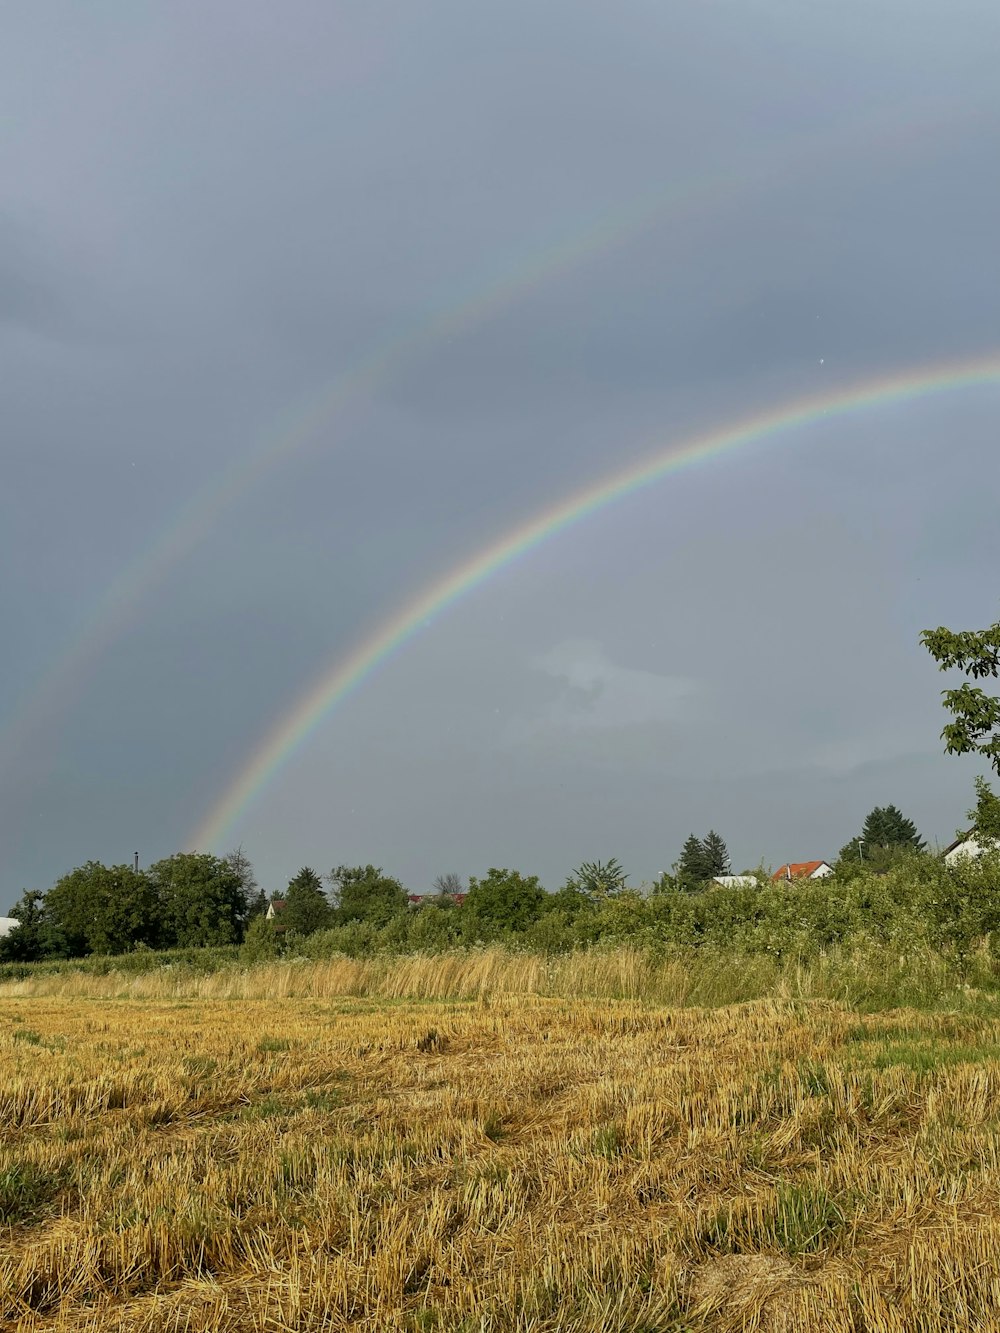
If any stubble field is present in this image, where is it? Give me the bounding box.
[3,958,1000,1331]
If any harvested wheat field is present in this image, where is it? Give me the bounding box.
[3,978,1000,1330]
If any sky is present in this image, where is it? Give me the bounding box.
[3,0,1000,902]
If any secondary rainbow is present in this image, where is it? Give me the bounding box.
[194,350,1000,849]
[0,100,942,781]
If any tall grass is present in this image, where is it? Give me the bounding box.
[1,942,996,1010]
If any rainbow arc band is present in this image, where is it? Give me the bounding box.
[0,97,952,781]
[194,351,1000,849]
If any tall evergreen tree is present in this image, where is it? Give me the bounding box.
[838,805,925,865]
[676,834,711,891]
[701,830,731,877]
[283,866,331,936]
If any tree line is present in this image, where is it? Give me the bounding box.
[4,606,998,966]
[0,802,946,964]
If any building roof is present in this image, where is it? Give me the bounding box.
[771,861,830,881]
[408,892,467,906]
[711,875,758,889]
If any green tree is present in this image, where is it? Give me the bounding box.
[44,861,162,956]
[676,834,711,891]
[544,883,596,917]
[282,866,331,936]
[240,912,283,964]
[922,620,1000,772]
[147,853,246,948]
[701,830,731,877]
[967,776,1000,842]
[462,868,546,939]
[331,864,407,927]
[839,805,926,864]
[571,858,627,900]
[225,846,265,928]
[0,889,68,962]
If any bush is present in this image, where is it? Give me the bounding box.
[240,915,283,965]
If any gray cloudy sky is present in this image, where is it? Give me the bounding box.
[3,1,1000,900]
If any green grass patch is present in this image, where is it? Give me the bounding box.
[181,1055,218,1079]
[857,1040,1000,1075]
[593,1123,626,1159]
[237,1096,290,1121]
[301,1088,344,1112]
[698,1182,852,1257]
[11,1028,43,1046]
[0,1161,67,1227]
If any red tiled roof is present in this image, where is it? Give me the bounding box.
[408,893,467,906]
[771,861,827,881]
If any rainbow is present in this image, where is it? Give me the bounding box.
[194,350,1000,849]
[0,99,946,779]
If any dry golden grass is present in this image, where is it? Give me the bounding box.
[3,973,1000,1328]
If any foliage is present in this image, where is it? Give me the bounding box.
[570,859,627,900]
[676,833,710,890]
[0,890,65,962]
[701,830,731,877]
[462,868,546,940]
[147,853,248,948]
[226,845,266,923]
[46,861,163,956]
[839,805,925,865]
[240,913,283,964]
[922,619,1000,773]
[282,867,331,936]
[968,776,1000,842]
[331,864,408,927]
[676,831,731,889]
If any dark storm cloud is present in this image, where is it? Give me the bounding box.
[1,0,999,899]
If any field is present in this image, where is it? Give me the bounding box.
[3,953,1000,1330]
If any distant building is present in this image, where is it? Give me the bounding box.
[407,893,467,907]
[943,832,1000,866]
[265,899,285,920]
[771,861,834,882]
[0,917,18,938]
[710,875,759,890]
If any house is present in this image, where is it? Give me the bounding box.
[943,832,1000,866]
[264,899,289,933]
[710,875,759,889]
[407,893,467,907]
[771,861,834,882]
[0,917,18,939]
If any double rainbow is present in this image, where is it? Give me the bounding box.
[194,351,1000,849]
[0,98,947,780]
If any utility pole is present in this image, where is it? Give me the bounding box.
[134,852,139,873]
